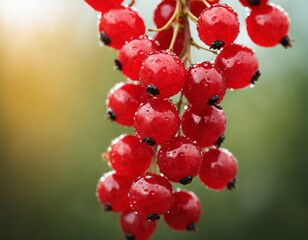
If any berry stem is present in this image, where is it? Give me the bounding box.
[191,40,218,54]
[202,0,211,8]
[168,23,182,52]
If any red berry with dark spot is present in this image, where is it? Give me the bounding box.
[164,189,201,231]
[106,82,150,126]
[215,44,259,89]
[246,4,290,47]
[134,98,180,145]
[120,209,157,240]
[199,148,238,191]
[157,136,203,184]
[98,6,145,49]
[197,4,239,48]
[239,0,268,8]
[117,35,159,80]
[181,105,226,148]
[85,0,123,13]
[153,0,176,28]
[183,61,227,109]
[129,172,173,220]
[139,51,186,99]
[96,171,132,212]
[108,134,154,180]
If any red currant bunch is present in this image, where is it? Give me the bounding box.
[84,0,293,238]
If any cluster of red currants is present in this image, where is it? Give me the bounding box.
[85,0,292,239]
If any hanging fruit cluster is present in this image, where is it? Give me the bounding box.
[85,0,292,239]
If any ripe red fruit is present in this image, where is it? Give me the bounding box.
[183,61,226,109]
[96,171,132,212]
[108,134,154,180]
[98,6,145,49]
[199,148,238,191]
[215,44,259,89]
[129,173,173,221]
[134,98,180,145]
[153,0,176,28]
[239,0,268,8]
[153,28,185,56]
[164,190,201,231]
[85,0,123,13]
[120,209,157,240]
[157,136,203,184]
[116,35,159,80]
[139,51,186,98]
[188,0,219,18]
[246,4,290,47]
[181,105,226,148]
[106,82,150,126]
[197,4,239,49]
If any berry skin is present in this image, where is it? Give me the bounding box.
[129,173,173,220]
[96,171,132,212]
[199,148,238,191]
[139,51,186,99]
[98,6,145,50]
[188,0,219,18]
[134,98,180,145]
[157,136,203,184]
[153,0,176,28]
[183,61,227,110]
[239,0,268,8]
[215,44,259,89]
[108,134,154,180]
[153,28,185,56]
[106,82,150,126]
[164,190,201,231]
[246,4,290,47]
[85,0,123,13]
[197,4,240,48]
[117,36,159,80]
[181,105,226,148]
[120,209,157,240]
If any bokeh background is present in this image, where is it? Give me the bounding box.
[1,0,308,239]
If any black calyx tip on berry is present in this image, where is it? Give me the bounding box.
[210,40,225,50]
[147,214,160,222]
[215,134,225,148]
[141,137,156,146]
[124,233,135,240]
[114,59,122,71]
[207,95,222,110]
[251,70,261,85]
[100,32,111,45]
[227,178,237,191]
[247,0,261,6]
[186,223,197,232]
[107,108,116,121]
[146,84,160,96]
[280,35,294,49]
[103,203,112,211]
[179,176,193,185]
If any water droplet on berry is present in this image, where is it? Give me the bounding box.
[250,83,255,88]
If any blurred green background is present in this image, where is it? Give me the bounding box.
[1,0,307,239]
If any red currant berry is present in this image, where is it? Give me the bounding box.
[239,0,268,8]
[106,82,150,126]
[120,209,157,240]
[181,105,226,148]
[199,148,238,191]
[183,61,226,110]
[246,4,291,47]
[189,0,219,18]
[153,28,185,56]
[134,98,180,145]
[153,0,176,28]
[116,35,159,80]
[96,171,132,212]
[197,4,239,49]
[129,173,173,221]
[85,0,123,13]
[139,51,186,99]
[157,136,202,184]
[164,190,201,231]
[98,6,145,50]
[108,134,154,180]
[215,44,259,89]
